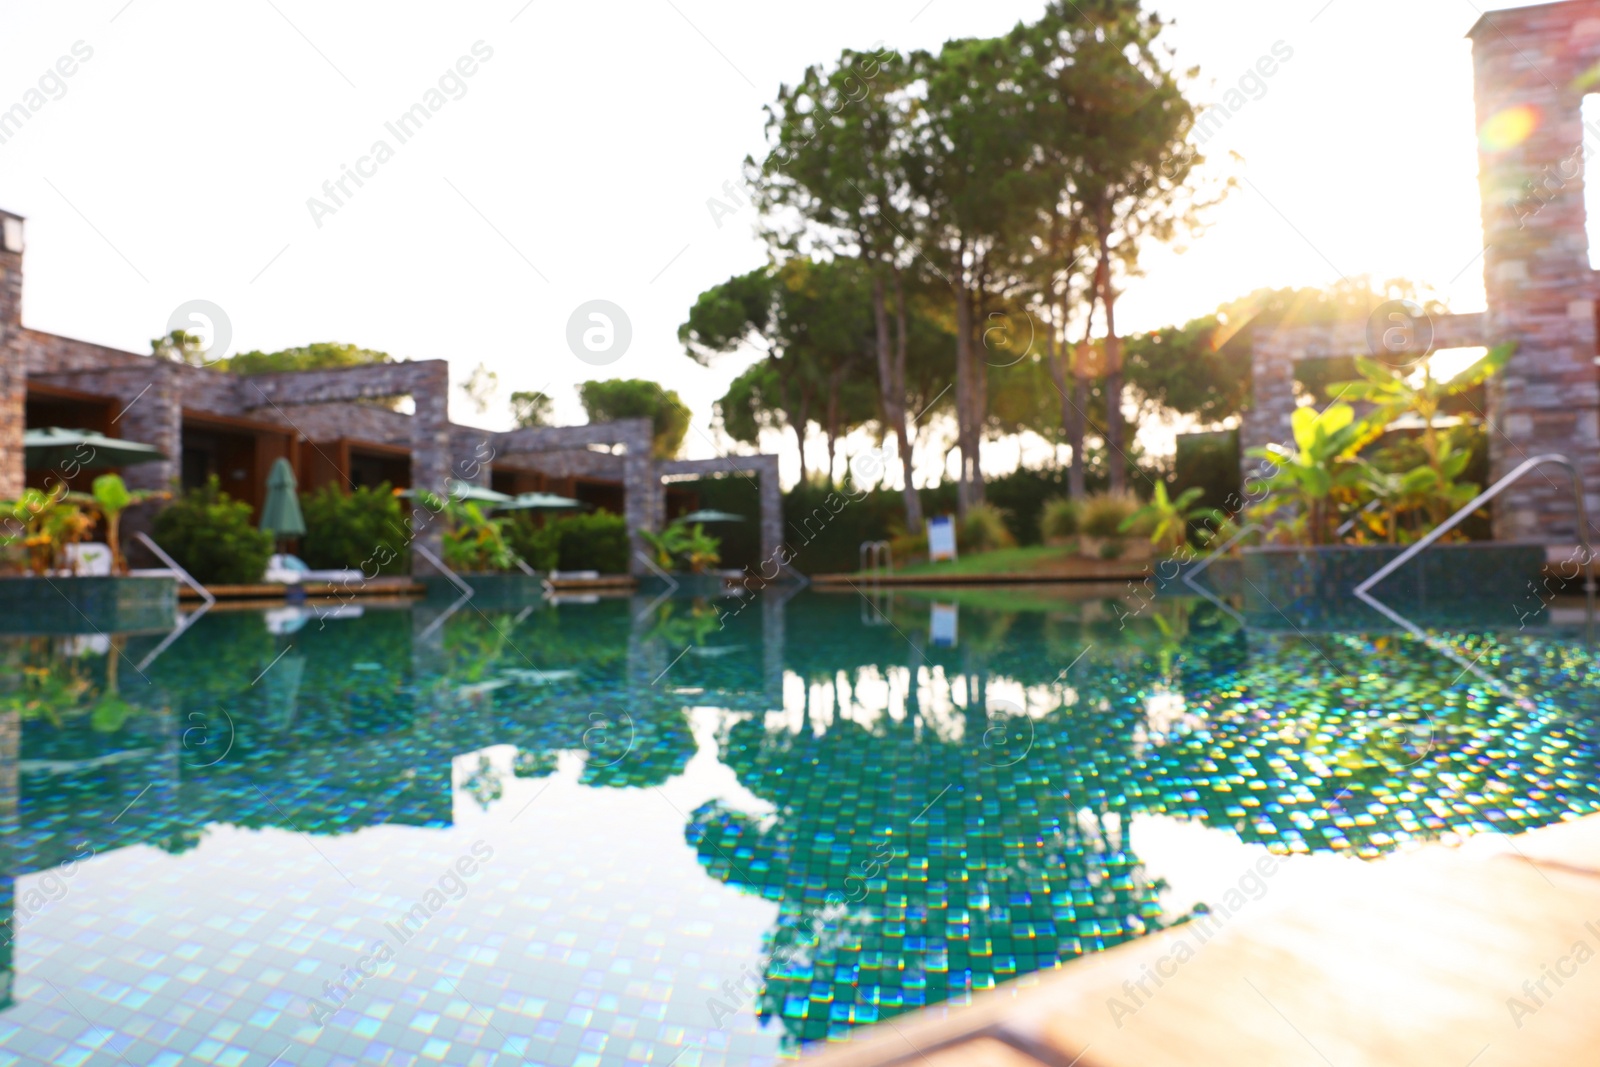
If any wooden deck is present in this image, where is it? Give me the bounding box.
[810,559,1157,588]
[179,577,425,600]
[807,816,1600,1067]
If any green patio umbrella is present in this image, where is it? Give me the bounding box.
[494,491,585,512]
[259,458,307,538]
[24,427,166,470]
[678,509,745,524]
[399,480,514,505]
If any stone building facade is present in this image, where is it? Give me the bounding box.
[1241,0,1600,542]
[0,211,785,577]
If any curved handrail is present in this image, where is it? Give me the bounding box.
[1353,454,1594,666]
[1354,453,1594,599]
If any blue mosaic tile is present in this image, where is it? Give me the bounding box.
[0,594,1593,1062]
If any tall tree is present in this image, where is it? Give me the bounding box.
[715,361,793,454]
[910,35,1043,515]
[578,379,691,459]
[459,362,499,416]
[1001,0,1208,498]
[681,266,816,483]
[681,258,878,486]
[1066,1,1205,493]
[509,390,554,429]
[756,48,925,526]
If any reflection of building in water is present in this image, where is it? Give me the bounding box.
[0,592,784,1014]
[1,706,17,1010]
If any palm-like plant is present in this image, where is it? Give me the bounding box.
[1246,403,1385,545]
[1350,433,1480,544]
[442,500,516,572]
[639,520,722,574]
[1326,343,1511,526]
[1,485,94,574]
[1119,483,1221,553]
[69,474,167,575]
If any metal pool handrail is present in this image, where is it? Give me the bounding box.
[135,531,214,606]
[1354,453,1595,603]
[413,543,476,642]
[133,532,215,671]
[860,540,893,579]
[1180,522,1265,625]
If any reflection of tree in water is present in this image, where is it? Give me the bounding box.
[1163,628,1600,856]
[576,702,695,788]
[500,694,696,792]
[685,678,1163,1050]
[683,598,1600,1051]
[462,755,505,810]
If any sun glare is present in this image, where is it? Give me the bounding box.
[1479,103,1540,151]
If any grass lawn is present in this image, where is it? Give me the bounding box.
[891,544,1082,576]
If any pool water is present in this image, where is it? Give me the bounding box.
[1,589,1597,1065]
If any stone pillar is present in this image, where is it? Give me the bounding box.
[118,360,181,494]
[410,363,452,575]
[622,423,655,577]
[1472,6,1600,540]
[1240,328,1297,501]
[756,455,785,576]
[0,211,25,501]
[452,428,494,488]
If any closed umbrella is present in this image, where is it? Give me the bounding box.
[24,427,166,470]
[259,458,307,538]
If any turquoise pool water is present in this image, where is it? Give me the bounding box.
[1,589,1596,1065]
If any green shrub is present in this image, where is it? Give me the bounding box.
[1039,498,1080,542]
[888,531,927,567]
[442,501,516,573]
[959,504,1015,553]
[299,483,407,575]
[547,511,630,573]
[505,514,559,571]
[1080,493,1141,538]
[1174,429,1242,518]
[152,477,273,584]
[783,484,910,574]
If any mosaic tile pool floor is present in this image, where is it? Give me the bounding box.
[0,590,1596,1065]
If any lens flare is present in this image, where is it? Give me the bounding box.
[1479,104,1539,151]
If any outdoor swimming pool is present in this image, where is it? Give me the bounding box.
[1,588,1596,1065]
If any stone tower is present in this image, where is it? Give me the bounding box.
[0,210,23,501]
[1471,1,1600,539]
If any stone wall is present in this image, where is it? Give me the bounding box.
[242,362,455,574]
[513,447,626,481]
[1470,1,1600,539]
[0,219,788,578]
[1239,0,1600,543]
[275,401,414,446]
[0,214,26,500]
[658,455,784,576]
[1242,313,1489,483]
[494,420,656,574]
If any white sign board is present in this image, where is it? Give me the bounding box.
[928,515,958,562]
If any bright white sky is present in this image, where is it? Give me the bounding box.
[0,0,1546,485]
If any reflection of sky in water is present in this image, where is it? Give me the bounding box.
[0,592,1596,1063]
